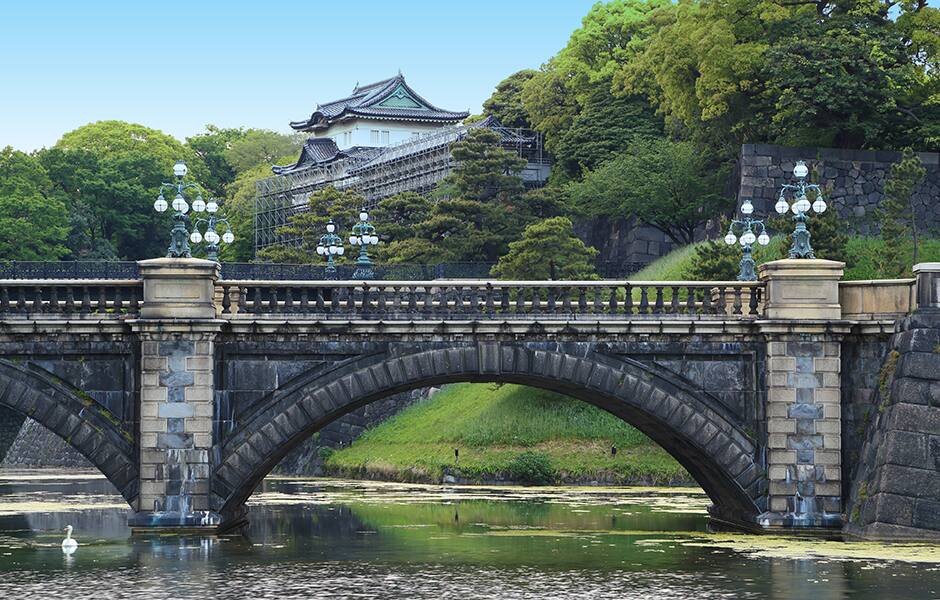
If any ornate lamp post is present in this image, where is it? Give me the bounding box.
[153,160,209,258]
[316,219,345,280]
[349,209,379,280]
[774,160,828,259]
[724,198,770,281]
[188,199,234,262]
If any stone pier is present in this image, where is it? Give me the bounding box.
[128,258,222,529]
[759,259,846,528]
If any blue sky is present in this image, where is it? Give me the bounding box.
[1,0,597,151]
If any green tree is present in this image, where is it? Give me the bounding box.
[551,86,663,179]
[186,125,249,196]
[0,147,69,260]
[492,217,598,280]
[877,148,927,277]
[48,121,209,259]
[482,70,537,129]
[443,128,526,203]
[522,0,668,170]
[39,146,171,260]
[224,130,304,174]
[568,138,731,245]
[390,128,530,264]
[218,161,275,263]
[372,192,433,263]
[258,186,364,264]
[617,1,940,156]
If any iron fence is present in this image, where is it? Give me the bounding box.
[0,260,650,281]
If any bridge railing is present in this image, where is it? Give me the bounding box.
[215,280,764,319]
[0,280,143,317]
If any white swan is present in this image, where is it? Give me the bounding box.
[61,525,78,554]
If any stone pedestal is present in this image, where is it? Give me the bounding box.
[759,259,844,320]
[913,262,940,310]
[758,259,846,529]
[139,258,219,319]
[129,258,223,531]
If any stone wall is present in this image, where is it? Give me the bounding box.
[577,215,679,275]
[840,335,892,500]
[845,310,940,539]
[738,144,940,236]
[0,407,24,464]
[2,417,91,468]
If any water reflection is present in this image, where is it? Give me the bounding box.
[0,472,938,600]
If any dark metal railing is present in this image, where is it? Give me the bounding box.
[216,280,764,319]
[0,261,650,281]
[0,280,143,317]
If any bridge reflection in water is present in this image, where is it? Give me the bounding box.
[0,473,938,599]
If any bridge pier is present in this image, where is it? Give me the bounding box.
[759,259,846,528]
[127,258,223,531]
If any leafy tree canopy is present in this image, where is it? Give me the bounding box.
[521,0,667,169]
[57,120,208,181]
[482,69,538,129]
[223,129,304,174]
[568,138,731,245]
[186,125,250,196]
[0,147,69,261]
[43,121,212,259]
[617,0,940,157]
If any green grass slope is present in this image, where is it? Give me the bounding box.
[324,383,691,486]
[630,235,940,282]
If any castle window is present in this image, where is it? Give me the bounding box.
[370,130,380,145]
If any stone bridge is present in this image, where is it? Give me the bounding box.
[0,257,935,539]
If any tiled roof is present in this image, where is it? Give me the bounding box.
[272,117,539,177]
[271,139,379,175]
[289,74,469,131]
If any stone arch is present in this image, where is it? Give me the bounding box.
[0,359,138,505]
[213,343,766,527]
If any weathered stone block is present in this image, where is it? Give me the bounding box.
[789,404,824,419]
[768,419,796,434]
[884,430,930,470]
[873,492,915,526]
[158,403,195,419]
[913,499,940,531]
[898,352,940,380]
[877,464,940,497]
[156,432,194,449]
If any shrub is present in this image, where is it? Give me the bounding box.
[505,451,556,485]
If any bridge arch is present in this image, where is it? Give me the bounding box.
[0,359,138,505]
[214,343,767,527]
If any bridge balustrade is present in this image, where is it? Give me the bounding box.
[0,280,142,317]
[215,280,764,319]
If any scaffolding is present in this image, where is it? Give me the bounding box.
[254,121,549,254]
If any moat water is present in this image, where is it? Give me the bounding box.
[0,471,939,599]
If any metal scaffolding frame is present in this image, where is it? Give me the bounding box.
[254,121,549,254]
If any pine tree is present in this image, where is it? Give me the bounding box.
[492,217,598,280]
[878,149,926,277]
[258,186,364,263]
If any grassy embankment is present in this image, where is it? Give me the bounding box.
[323,383,691,486]
[630,235,940,281]
[325,235,933,486]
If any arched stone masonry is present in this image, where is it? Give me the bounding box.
[213,343,766,528]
